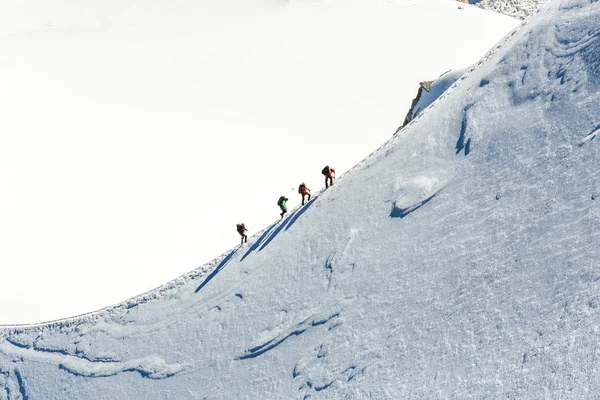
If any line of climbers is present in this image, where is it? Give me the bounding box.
[236,165,336,245]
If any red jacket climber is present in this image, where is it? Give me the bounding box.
[298,183,311,205]
[321,165,335,188]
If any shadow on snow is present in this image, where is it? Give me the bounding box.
[240,196,318,261]
[258,213,295,252]
[285,197,316,231]
[390,192,439,219]
[240,221,280,262]
[194,248,238,293]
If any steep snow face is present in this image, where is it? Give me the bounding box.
[0,0,518,323]
[474,0,548,18]
[1,0,600,398]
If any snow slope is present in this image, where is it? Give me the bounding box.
[0,0,519,323]
[1,0,599,397]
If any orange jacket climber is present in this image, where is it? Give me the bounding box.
[321,165,335,188]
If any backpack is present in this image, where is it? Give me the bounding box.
[321,166,329,176]
[236,223,245,233]
[277,196,286,206]
[298,184,303,194]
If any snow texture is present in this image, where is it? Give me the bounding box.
[2,0,600,398]
[474,0,549,19]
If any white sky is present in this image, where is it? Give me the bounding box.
[0,0,519,324]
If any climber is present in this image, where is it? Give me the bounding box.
[321,165,336,188]
[277,196,288,219]
[298,182,311,205]
[236,223,248,245]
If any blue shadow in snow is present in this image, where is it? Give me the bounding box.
[390,192,438,219]
[242,198,317,259]
[285,197,316,231]
[258,212,296,252]
[578,124,600,147]
[456,104,473,156]
[195,249,237,293]
[14,369,29,400]
[240,221,280,262]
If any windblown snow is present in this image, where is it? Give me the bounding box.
[1,0,599,397]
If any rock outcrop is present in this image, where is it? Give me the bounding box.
[400,68,468,130]
[469,0,548,19]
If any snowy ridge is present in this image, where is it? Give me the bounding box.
[0,0,519,324]
[399,18,525,133]
[2,0,600,398]
[0,14,522,332]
